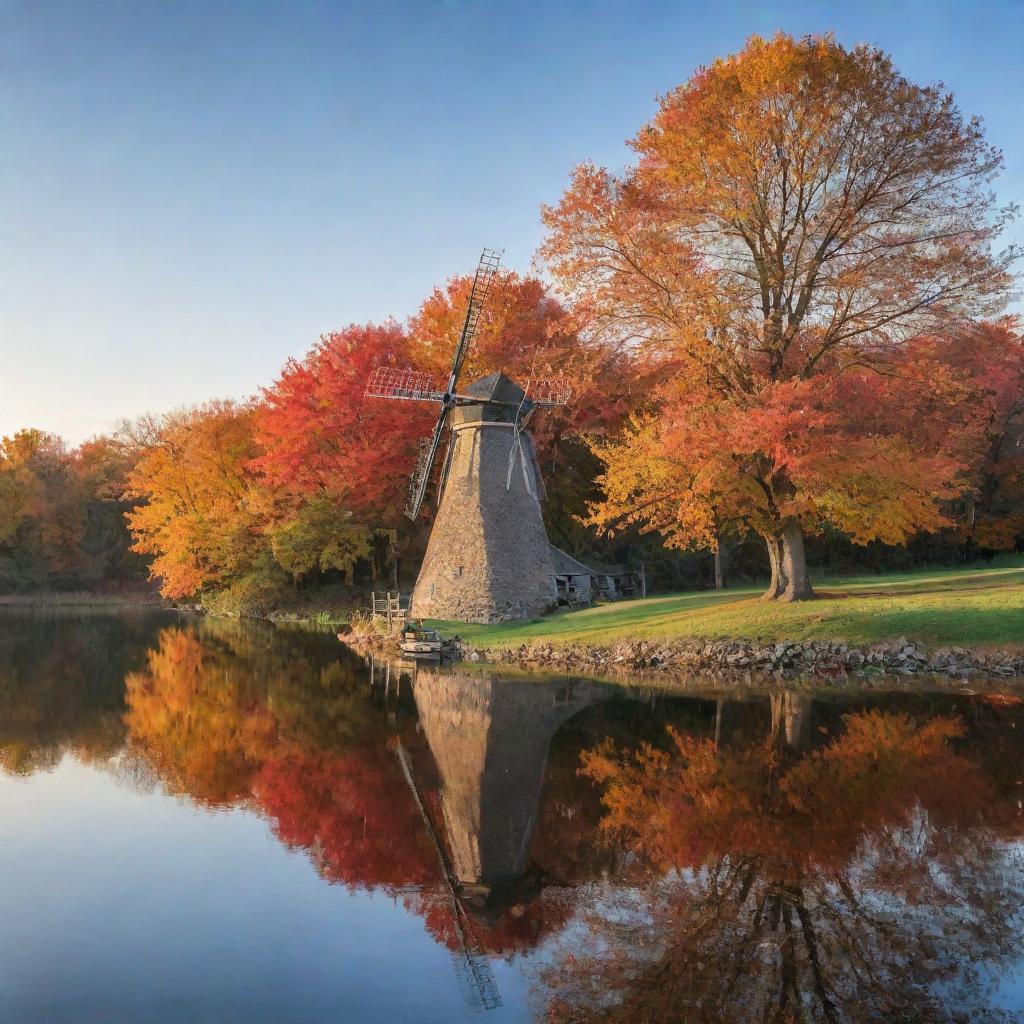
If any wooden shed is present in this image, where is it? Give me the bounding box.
[588,561,647,601]
[548,545,596,607]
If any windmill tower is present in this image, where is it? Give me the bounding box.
[365,250,571,624]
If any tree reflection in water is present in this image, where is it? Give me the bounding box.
[122,624,441,890]
[545,693,1024,1024]
[3,616,1023,1021]
[0,612,162,774]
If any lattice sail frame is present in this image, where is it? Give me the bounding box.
[365,368,574,409]
[524,377,573,407]
[365,367,444,404]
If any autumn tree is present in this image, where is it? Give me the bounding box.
[408,270,638,450]
[122,401,278,604]
[931,320,1024,548]
[0,431,48,552]
[0,429,143,592]
[254,321,434,526]
[252,321,443,586]
[72,434,146,584]
[0,429,87,587]
[542,33,1019,599]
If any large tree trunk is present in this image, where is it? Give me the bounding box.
[779,518,814,601]
[713,547,724,592]
[770,691,813,749]
[761,531,786,600]
[761,519,814,602]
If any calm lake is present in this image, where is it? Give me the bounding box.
[1,612,1022,1023]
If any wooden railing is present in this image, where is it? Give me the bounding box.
[370,591,410,630]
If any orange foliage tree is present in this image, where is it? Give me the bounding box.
[408,270,639,449]
[0,431,52,550]
[122,401,281,604]
[542,33,1019,599]
[0,430,142,593]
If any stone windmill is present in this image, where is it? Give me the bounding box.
[365,250,571,623]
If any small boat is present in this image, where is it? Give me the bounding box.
[400,625,443,660]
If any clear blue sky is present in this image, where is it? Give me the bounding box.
[2,0,1022,443]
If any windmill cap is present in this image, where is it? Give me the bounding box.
[463,372,527,405]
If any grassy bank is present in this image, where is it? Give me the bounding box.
[427,559,1024,649]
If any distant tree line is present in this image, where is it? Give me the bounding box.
[0,430,145,593]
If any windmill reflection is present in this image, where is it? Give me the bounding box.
[386,664,609,1012]
[409,665,604,899]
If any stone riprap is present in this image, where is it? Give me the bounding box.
[455,637,1024,685]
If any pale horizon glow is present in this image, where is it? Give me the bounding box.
[1,0,1022,444]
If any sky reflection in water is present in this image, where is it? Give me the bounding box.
[0,612,1021,1023]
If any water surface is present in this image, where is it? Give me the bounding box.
[1,613,1022,1022]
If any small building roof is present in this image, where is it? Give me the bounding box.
[548,545,596,577]
[588,563,631,576]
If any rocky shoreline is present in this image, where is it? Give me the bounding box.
[458,636,1024,687]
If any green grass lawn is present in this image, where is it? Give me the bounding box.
[427,558,1024,649]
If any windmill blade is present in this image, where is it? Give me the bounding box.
[365,367,445,404]
[405,409,449,520]
[393,740,502,1013]
[436,436,456,505]
[525,377,573,407]
[370,247,503,520]
[446,249,502,395]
